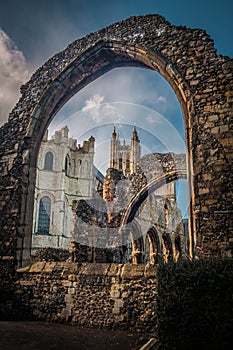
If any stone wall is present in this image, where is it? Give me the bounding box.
[16,262,157,333]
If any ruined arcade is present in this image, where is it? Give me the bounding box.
[0,14,232,331]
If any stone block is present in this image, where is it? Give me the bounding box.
[62,280,72,287]
[1,255,14,261]
[220,137,233,147]
[19,280,35,286]
[208,115,218,122]
[62,263,79,275]
[81,263,109,276]
[29,262,46,273]
[202,173,212,181]
[110,284,121,299]
[220,125,229,133]
[65,294,72,303]
[107,264,121,277]
[68,287,75,295]
[121,264,145,279]
[68,274,76,281]
[114,299,123,308]
[43,262,57,273]
[198,188,209,195]
[211,126,220,134]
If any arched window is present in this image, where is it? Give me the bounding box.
[162,232,173,262]
[44,151,54,170]
[146,228,160,264]
[119,154,122,170]
[38,196,51,234]
[144,235,150,264]
[126,158,130,170]
[81,160,88,175]
[65,155,70,175]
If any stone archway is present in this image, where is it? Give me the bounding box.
[146,227,161,264]
[0,14,232,267]
[121,169,187,227]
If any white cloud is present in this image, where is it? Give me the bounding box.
[82,94,104,112]
[146,114,160,125]
[82,94,105,123]
[0,28,31,126]
[157,95,166,103]
[81,94,121,124]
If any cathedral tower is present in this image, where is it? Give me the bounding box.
[109,126,141,176]
[110,127,117,168]
[130,126,141,173]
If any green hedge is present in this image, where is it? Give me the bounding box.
[156,258,233,350]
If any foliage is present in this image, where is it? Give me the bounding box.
[156,258,233,350]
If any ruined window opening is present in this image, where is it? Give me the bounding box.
[119,155,122,170]
[37,196,51,235]
[144,235,150,264]
[126,158,130,170]
[44,151,54,171]
[174,235,182,261]
[65,155,71,176]
[65,155,68,172]
[162,232,173,262]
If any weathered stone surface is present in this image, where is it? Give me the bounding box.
[15,262,157,332]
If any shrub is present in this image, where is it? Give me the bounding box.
[156,258,233,349]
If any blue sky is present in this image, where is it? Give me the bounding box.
[0,0,232,217]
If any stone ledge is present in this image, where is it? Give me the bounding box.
[16,262,158,280]
[79,263,110,276]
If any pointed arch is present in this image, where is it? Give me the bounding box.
[162,232,173,262]
[44,151,54,171]
[0,14,230,266]
[146,227,161,264]
[37,196,51,234]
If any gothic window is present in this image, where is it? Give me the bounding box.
[174,236,182,261]
[65,155,70,175]
[81,160,88,175]
[119,154,122,170]
[38,196,51,234]
[162,233,173,262]
[44,151,54,171]
[65,156,68,172]
[144,235,150,264]
[126,158,130,170]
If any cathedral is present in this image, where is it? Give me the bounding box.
[32,126,186,263]
[32,126,103,253]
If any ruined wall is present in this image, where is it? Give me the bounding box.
[16,262,157,333]
[0,14,232,278]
